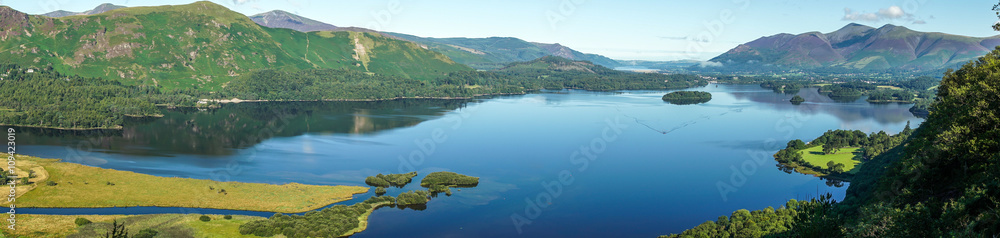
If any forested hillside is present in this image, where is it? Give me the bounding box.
[0,1,469,91]
[0,64,201,129]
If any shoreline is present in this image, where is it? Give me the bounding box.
[342,201,394,237]
[0,123,124,131]
[202,92,528,104]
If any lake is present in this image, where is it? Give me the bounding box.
[17,84,922,237]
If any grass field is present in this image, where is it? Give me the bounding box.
[8,214,267,238]
[798,146,862,173]
[7,155,367,213]
[6,214,127,238]
[11,202,394,238]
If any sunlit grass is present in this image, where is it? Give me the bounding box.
[798,146,862,173]
[8,155,367,213]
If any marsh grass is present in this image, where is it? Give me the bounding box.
[7,155,367,213]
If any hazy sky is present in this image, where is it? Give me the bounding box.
[2,0,998,61]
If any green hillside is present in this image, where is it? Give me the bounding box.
[666,46,1000,238]
[0,1,469,91]
[386,33,621,70]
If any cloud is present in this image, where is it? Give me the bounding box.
[698,61,723,68]
[843,8,880,22]
[877,6,906,19]
[843,5,928,25]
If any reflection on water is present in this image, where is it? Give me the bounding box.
[16,84,925,238]
[13,100,471,156]
[727,86,916,124]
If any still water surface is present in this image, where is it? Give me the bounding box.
[18,84,922,237]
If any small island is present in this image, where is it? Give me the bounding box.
[422,171,481,195]
[365,172,418,188]
[662,91,712,105]
[790,95,805,105]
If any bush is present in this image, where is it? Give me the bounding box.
[74,217,92,226]
[420,172,479,187]
[46,181,57,186]
[224,215,233,220]
[199,215,211,222]
[133,228,158,238]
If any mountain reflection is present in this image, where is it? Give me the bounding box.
[14,100,471,156]
[727,86,916,124]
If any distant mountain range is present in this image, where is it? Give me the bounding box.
[41,3,125,17]
[712,23,1000,71]
[385,33,621,70]
[239,9,620,70]
[24,4,1000,75]
[2,1,468,90]
[249,10,338,32]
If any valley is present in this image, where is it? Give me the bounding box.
[1,1,999,237]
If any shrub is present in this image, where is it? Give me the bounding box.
[74,217,92,226]
[224,215,233,220]
[46,181,57,186]
[199,215,211,222]
[133,228,158,238]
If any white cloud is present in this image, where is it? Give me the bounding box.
[698,61,723,68]
[843,8,879,22]
[877,6,906,19]
[843,5,927,25]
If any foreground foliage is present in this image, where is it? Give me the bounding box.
[239,196,396,237]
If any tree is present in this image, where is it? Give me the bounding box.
[199,215,211,222]
[787,139,807,150]
[994,2,1000,31]
[104,220,128,238]
[832,163,846,174]
[822,143,835,155]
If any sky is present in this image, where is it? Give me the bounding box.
[2,0,998,61]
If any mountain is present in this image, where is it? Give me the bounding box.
[711,23,1000,71]
[498,55,617,74]
[248,10,398,40]
[248,10,338,32]
[242,9,621,70]
[0,1,470,90]
[41,3,125,17]
[386,33,621,70]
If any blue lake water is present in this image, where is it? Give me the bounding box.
[17,84,922,237]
